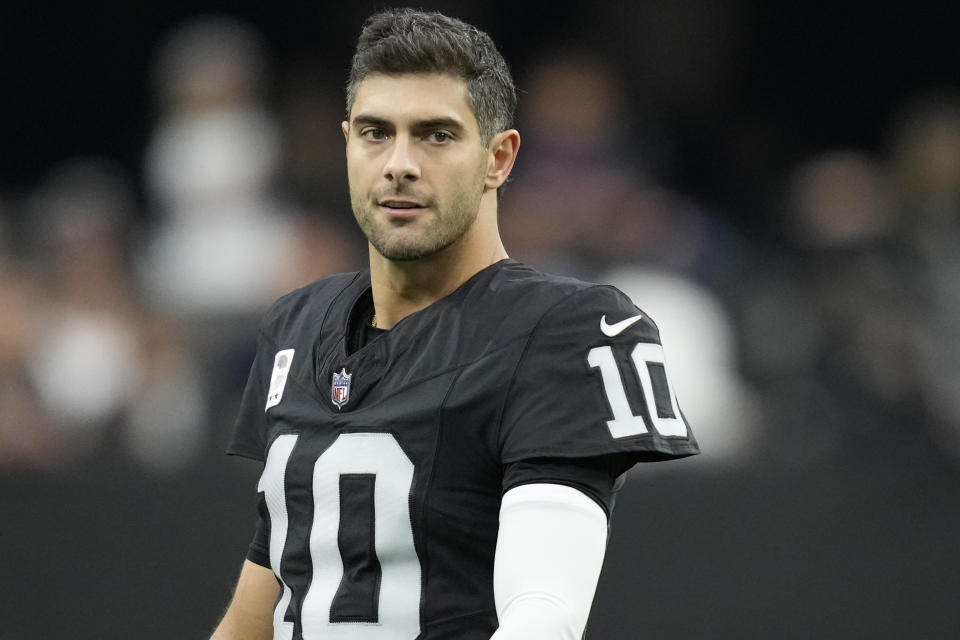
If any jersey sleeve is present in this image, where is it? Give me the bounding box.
[498,285,699,465]
[225,329,278,461]
[502,455,633,518]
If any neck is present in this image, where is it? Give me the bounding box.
[368,198,507,329]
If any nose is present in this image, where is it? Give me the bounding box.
[382,135,421,183]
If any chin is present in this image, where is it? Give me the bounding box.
[375,245,436,262]
[374,235,459,261]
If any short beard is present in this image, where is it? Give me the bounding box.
[352,178,486,262]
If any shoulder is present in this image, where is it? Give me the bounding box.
[495,262,698,462]
[480,261,658,342]
[486,260,596,303]
[258,271,366,341]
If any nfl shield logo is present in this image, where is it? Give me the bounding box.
[331,368,352,409]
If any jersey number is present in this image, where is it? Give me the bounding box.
[588,342,687,438]
[258,432,421,639]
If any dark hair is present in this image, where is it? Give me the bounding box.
[346,8,516,144]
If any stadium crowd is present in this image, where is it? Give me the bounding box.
[2,14,959,474]
[2,8,959,638]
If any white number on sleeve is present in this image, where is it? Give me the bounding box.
[588,342,688,438]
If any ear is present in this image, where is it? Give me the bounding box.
[484,129,521,190]
[341,120,350,142]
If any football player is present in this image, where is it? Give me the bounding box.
[210,8,698,640]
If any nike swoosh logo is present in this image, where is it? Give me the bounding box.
[600,313,644,337]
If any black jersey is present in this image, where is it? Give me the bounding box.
[228,259,698,640]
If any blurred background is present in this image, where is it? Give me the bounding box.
[1,1,959,637]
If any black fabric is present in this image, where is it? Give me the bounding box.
[228,259,699,638]
[502,454,636,518]
[331,474,381,623]
[346,287,388,355]
[648,363,676,419]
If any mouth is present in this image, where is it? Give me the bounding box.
[378,199,427,218]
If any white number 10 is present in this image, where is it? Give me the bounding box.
[588,342,687,439]
[258,432,422,639]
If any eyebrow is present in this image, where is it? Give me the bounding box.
[351,114,466,132]
[413,117,465,132]
[351,115,391,128]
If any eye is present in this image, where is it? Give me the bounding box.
[426,130,452,144]
[361,127,388,141]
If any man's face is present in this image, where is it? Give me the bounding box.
[343,73,490,261]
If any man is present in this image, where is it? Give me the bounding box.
[211,8,698,640]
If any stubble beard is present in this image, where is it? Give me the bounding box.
[351,176,486,262]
